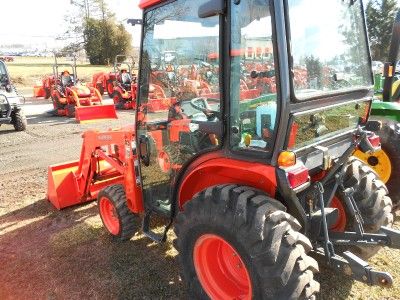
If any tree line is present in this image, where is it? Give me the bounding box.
[61,0,132,65]
[366,0,399,62]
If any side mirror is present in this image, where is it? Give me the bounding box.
[198,0,225,18]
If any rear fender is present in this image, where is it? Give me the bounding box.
[178,154,277,209]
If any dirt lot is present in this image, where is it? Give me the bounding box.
[0,98,400,299]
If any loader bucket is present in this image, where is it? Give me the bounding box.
[47,161,82,210]
[75,104,118,123]
[33,86,45,98]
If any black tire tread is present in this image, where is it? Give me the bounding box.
[174,185,319,299]
[96,83,104,95]
[342,157,393,259]
[379,123,400,208]
[12,110,27,131]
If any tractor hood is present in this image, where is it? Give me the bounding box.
[71,84,91,97]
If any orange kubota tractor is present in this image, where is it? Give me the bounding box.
[48,0,400,298]
[41,56,117,122]
[111,55,138,109]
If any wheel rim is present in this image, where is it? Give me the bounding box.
[158,151,171,173]
[330,196,347,232]
[99,197,120,235]
[193,234,252,300]
[354,149,392,183]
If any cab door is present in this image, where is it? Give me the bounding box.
[136,0,222,214]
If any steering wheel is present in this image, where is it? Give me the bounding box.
[190,97,220,120]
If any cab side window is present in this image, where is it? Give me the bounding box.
[229,0,278,153]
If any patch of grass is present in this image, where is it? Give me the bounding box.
[50,218,102,250]
[6,56,110,87]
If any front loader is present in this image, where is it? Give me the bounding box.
[355,10,400,210]
[48,0,400,298]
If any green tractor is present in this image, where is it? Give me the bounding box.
[355,10,400,209]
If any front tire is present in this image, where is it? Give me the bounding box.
[96,83,104,96]
[44,88,51,99]
[106,80,114,97]
[174,185,320,299]
[66,104,75,118]
[98,185,138,241]
[12,110,27,131]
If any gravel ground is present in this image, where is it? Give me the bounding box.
[0,99,399,299]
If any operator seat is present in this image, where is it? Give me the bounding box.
[120,71,132,90]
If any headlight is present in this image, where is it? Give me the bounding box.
[0,96,7,104]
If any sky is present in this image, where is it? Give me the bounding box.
[0,0,143,49]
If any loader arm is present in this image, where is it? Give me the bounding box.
[47,127,142,211]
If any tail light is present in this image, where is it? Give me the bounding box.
[287,164,309,189]
[368,134,381,148]
[281,162,310,190]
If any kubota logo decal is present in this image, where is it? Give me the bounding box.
[98,135,112,141]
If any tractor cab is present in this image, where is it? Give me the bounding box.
[136,0,373,214]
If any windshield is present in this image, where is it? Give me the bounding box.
[288,0,372,99]
[138,1,220,121]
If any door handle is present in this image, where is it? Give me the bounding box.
[139,134,151,166]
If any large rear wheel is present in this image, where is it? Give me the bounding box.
[98,184,138,241]
[174,185,320,299]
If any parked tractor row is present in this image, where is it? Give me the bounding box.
[44,0,400,299]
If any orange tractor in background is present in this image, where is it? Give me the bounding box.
[111,55,138,109]
[92,55,136,99]
[35,56,117,122]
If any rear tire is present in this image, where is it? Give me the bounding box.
[338,157,394,259]
[174,185,320,299]
[98,185,138,241]
[66,104,75,118]
[12,110,27,131]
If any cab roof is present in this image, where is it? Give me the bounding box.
[139,0,164,9]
